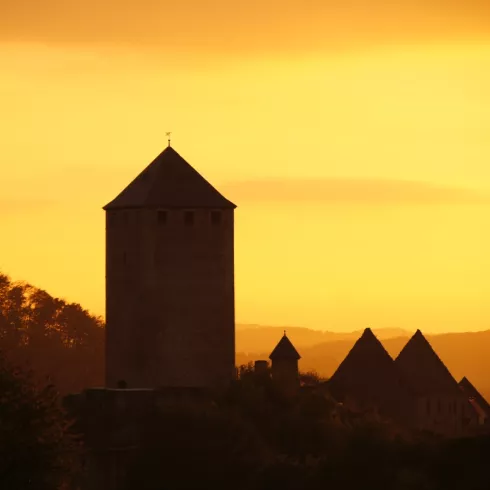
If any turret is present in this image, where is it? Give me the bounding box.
[269,331,301,397]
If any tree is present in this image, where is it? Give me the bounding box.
[124,402,267,490]
[0,272,104,395]
[0,354,76,490]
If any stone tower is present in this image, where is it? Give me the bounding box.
[269,332,301,396]
[103,145,236,390]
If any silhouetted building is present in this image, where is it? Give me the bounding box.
[65,387,213,490]
[327,328,413,425]
[394,330,476,436]
[103,145,236,389]
[66,141,490,490]
[269,332,301,397]
[325,328,489,437]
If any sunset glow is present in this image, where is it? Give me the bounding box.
[2,1,490,332]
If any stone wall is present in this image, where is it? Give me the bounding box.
[105,207,235,389]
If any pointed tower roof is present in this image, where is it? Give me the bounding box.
[103,146,236,210]
[328,328,412,416]
[269,332,301,361]
[459,377,490,415]
[394,330,461,396]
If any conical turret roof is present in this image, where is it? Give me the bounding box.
[328,328,412,416]
[103,146,236,210]
[269,333,301,361]
[394,330,461,396]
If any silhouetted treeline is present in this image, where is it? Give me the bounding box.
[6,354,490,490]
[0,354,80,490]
[117,366,490,490]
[0,273,104,395]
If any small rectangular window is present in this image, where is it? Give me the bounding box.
[184,211,194,225]
[158,210,167,224]
[211,210,222,225]
[123,252,127,264]
[123,212,129,225]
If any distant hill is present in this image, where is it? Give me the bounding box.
[236,324,413,353]
[236,325,490,401]
[2,270,488,402]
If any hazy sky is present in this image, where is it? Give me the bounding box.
[2,1,490,332]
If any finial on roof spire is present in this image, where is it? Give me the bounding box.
[166,132,172,147]
[284,330,287,337]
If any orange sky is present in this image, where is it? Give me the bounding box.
[1,1,490,333]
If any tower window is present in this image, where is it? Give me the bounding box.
[158,210,167,224]
[184,211,194,225]
[123,212,129,225]
[211,210,222,225]
[123,252,127,264]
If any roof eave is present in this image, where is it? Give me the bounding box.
[103,201,237,211]
[269,352,301,361]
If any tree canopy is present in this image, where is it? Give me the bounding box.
[120,368,490,490]
[0,355,78,489]
[0,272,104,395]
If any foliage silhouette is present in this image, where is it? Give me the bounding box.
[0,354,78,490]
[124,402,267,490]
[114,366,490,490]
[0,272,104,395]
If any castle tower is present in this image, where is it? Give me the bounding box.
[269,332,301,396]
[103,145,236,389]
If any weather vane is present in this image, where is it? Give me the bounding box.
[166,132,172,147]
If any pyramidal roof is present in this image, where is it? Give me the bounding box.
[330,328,396,376]
[329,328,400,390]
[394,330,461,396]
[269,333,301,361]
[459,377,490,415]
[327,328,412,412]
[103,146,236,210]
